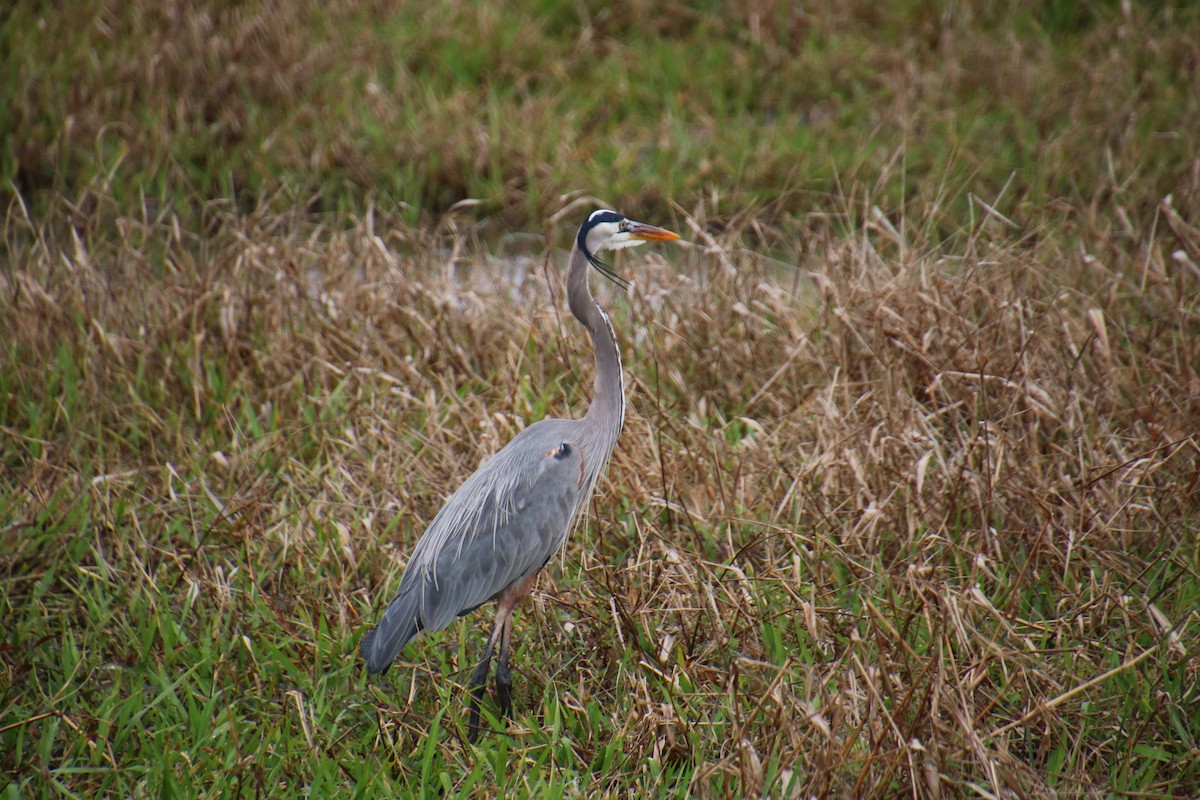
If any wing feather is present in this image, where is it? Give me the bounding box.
[360,420,585,672]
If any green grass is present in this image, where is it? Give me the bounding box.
[3,0,1200,797]
[6,204,1196,795]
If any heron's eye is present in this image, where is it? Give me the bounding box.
[618,220,628,232]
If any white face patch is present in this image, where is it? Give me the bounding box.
[586,220,651,254]
[584,220,620,253]
[603,238,646,252]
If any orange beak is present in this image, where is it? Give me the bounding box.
[627,221,681,242]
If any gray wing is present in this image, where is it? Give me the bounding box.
[361,420,585,673]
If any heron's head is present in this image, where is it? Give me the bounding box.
[576,209,679,289]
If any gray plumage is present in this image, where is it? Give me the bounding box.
[360,424,586,671]
[359,210,678,739]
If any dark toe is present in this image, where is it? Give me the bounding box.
[495,666,513,718]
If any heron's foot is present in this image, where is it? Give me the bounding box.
[467,688,488,744]
[467,653,493,744]
[495,662,513,720]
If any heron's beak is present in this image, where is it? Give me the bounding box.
[628,221,681,242]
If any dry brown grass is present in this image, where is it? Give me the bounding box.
[4,187,1198,796]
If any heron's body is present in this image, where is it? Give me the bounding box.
[360,210,678,740]
[360,419,602,670]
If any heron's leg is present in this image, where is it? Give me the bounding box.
[471,572,538,741]
[494,571,538,720]
[494,612,514,719]
[467,613,504,744]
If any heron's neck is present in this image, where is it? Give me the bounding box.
[567,245,625,440]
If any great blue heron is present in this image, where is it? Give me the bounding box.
[360,210,679,741]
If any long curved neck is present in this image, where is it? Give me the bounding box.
[567,243,625,437]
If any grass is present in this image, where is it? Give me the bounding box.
[3,0,1200,797]
[4,1,1200,229]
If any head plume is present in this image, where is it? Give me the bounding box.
[576,210,632,291]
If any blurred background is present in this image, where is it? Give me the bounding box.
[4,0,1198,240]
